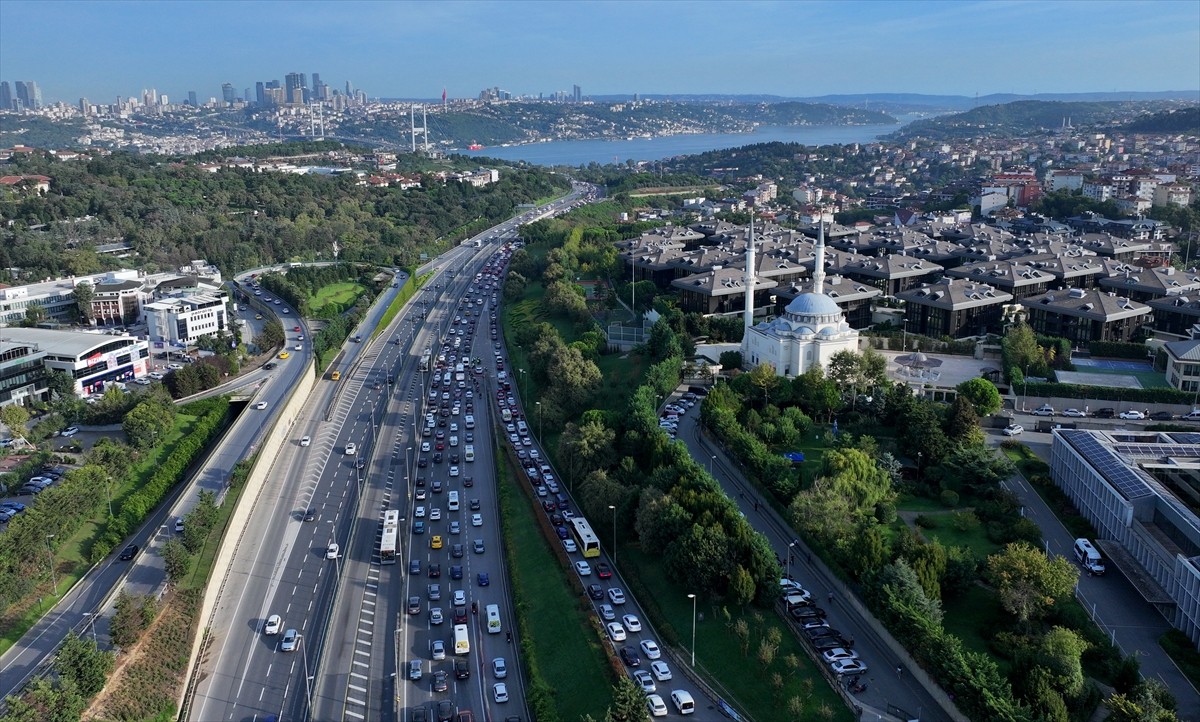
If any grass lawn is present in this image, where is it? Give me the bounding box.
[623,547,852,722]
[917,515,1003,560]
[897,495,954,513]
[308,281,367,315]
[942,585,1006,670]
[498,453,609,722]
[1068,365,1170,389]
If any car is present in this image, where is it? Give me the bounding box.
[646,693,668,717]
[606,622,627,641]
[429,507,442,521]
[562,539,578,554]
[471,513,483,527]
[452,543,464,558]
[596,562,612,579]
[650,660,672,682]
[326,543,339,559]
[807,626,846,641]
[469,498,481,511]
[453,606,468,625]
[473,539,485,553]
[453,589,466,607]
[1061,408,1086,417]
[622,614,642,632]
[300,435,311,446]
[790,605,826,620]
[280,628,299,652]
[463,476,474,488]
[619,646,641,667]
[587,583,604,600]
[449,465,459,477]
[575,561,592,576]
[416,488,428,500]
[640,639,662,660]
[1093,407,1117,418]
[492,681,510,703]
[608,588,626,605]
[801,618,829,630]
[278,351,290,359]
[1183,409,1200,421]
[416,505,427,518]
[1003,424,1024,437]
[822,647,859,663]
[449,520,461,535]
[493,657,508,679]
[409,659,424,680]
[1150,411,1175,421]
[430,607,444,625]
[477,572,490,586]
[118,544,139,561]
[830,659,869,675]
[409,559,421,575]
[1031,405,1055,416]
[264,614,282,635]
[61,426,79,437]
[555,525,569,540]
[414,520,426,534]
[254,401,268,410]
[431,535,443,549]
[344,443,357,455]
[634,669,656,693]
[1119,410,1146,420]
[436,700,453,722]
[432,670,449,692]
[408,596,422,615]
[0,502,26,514]
[428,583,441,600]
[429,563,441,578]
[446,563,461,579]
[811,636,851,652]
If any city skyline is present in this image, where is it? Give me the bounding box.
[0,0,1197,105]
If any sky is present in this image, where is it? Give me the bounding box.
[1,0,1198,104]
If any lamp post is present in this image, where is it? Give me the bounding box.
[687,593,697,668]
[535,401,542,439]
[406,447,413,486]
[82,612,98,644]
[787,540,797,580]
[608,504,617,566]
[46,534,57,596]
[519,368,526,404]
[709,454,717,476]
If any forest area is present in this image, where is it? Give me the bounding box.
[0,148,569,281]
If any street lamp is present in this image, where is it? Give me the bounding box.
[519,368,526,403]
[46,534,57,596]
[406,447,413,486]
[687,593,697,668]
[709,454,717,476]
[787,540,797,580]
[82,611,98,643]
[608,504,617,567]
[535,401,542,439]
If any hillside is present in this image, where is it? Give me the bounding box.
[887,99,1181,140]
[1121,106,1200,134]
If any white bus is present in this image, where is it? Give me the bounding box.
[453,624,470,655]
[569,517,601,558]
[380,510,400,565]
[485,604,502,634]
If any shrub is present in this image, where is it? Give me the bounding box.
[940,489,960,508]
[915,514,938,529]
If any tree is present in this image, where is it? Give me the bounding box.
[122,399,176,450]
[957,377,1003,416]
[647,318,682,363]
[718,350,743,371]
[826,350,863,398]
[606,675,651,722]
[54,632,113,698]
[0,403,30,437]
[162,538,192,581]
[44,369,76,400]
[1105,679,1180,722]
[748,362,779,408]
[71,282,95,324]
[944,396,984,447]
[1039,626,1090,697]
[729,565,755,607]
[22,303,47,326]
[110,590,154,648]
[986,543,1079,626]
[1004,322,1043,380]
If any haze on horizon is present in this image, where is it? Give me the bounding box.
[1,0,1197,105]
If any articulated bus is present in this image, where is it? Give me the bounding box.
[380,510,400,565]
[569,517,601,558]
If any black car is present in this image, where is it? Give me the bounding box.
[418,457,428,468]
[264,362,278,370]
[806,626,845,641]
[429,564,441,578]
[436,700,454,722]
[416,477,427,487]
[432,670,449,692]
[303,508,316,522]
[1094,407,1116,418]
[454,658,470,679]
[407,596,421,615]
[1150,411,1174,421]
[450,564,463,580]
[790,605,826,620]
[355,458,366,469]
[453,606,468,625]
[619,646,641,667]
[811,636,852,651]
[409,559,421,575]
[587,583,604,600]
[463,476,474,488]
[469,498,481,511]
[451,543,464,558]
[118,544,139,561]
[411,706,428,722]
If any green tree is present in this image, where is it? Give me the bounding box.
[122,399,176,449]
[826,350,863,398]
[22,303,47,327]
[54,631,113,698]
[1039,626,1090,697]
[748,362,779,408]
[986,543,1079,626]
[957,377,1003,416]
[1105,679,1179,722]
[162,537,193,581]
[0,404,31,437]
[729,565,756,607]
[718,350,743,370]
[110,590,153,648]
[606,675,651,722]
[44,369,76,400]
[71,282,95,324]
[0,677,86,722]
[1004,322,1044,380]
[944,395,984,447]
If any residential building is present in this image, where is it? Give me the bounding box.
[1148,296,1200,339]
[1050,428,1200,646]
[1154,184,1193,208]
[1021,288,1151,345]
[1163,340,1200,392]
[896,278,1013,338]
[1098,263,1200,303]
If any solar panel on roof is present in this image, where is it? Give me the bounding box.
[1064,431,1155,501]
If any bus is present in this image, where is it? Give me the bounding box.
[453,624,470,655]
[569,517,601,558]
[485,604,502,634]
[419,348,432,371]
[380,510,400,565]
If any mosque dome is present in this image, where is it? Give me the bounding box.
[784,292,842,317]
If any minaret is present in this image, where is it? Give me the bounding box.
[743,216,755,334]
[812,220,827,296]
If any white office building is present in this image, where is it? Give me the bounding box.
[0,327,149,396]
[144,294,229,346]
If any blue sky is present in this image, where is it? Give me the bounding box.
[2,0,1197,104]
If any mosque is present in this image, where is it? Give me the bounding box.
[741,220,860,377]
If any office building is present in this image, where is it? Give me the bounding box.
[0,82,11,111]
[0,327,149,397]
[221,83,236,104]
[0,338,48,409]
[188,90,198,107]
[1051,428,1200,646]
[573,84,581,102]
[255,82,266,105]
[15,81,41,110]
[144,294,229,346]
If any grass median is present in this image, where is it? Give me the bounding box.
[497,449,609,722]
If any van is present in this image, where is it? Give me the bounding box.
[485,604,502,634]
[516,420,528,435]
[464,445,475,463]
[670,690,695,715]
[1074,538,1106,576]
[448,491,460,511]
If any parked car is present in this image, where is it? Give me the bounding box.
[1003,424,1024,437]
[830,659,869,675]
[1149,411,1175,421]
[1094,407,1117,418]
[1031,405,1055,417]
[1061,408,1086,417]
[1119,410,1146,420]
[1184,409,1200,421]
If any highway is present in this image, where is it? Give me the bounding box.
[189,184,590,722]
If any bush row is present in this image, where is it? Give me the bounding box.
[1024,381,1192,404]
[1088,341,1150,360]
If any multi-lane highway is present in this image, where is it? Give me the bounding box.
[189,184,590,722]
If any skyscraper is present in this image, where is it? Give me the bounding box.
[573,84,581,103]
[0,82,11,110]
[188,90,198,107]
[79,98,90,115]
[285,73,306,105]
[255,82,266,105]
[221,83,236,104]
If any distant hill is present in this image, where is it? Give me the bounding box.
[886,99,1187,140]
[1121,106,1200,133]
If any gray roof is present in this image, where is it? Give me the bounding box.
[0,326,139,358]
[896,277,1013,310]
[1020,288,1151,321]
[1165,339,1200,363]
[945,259,1056,288]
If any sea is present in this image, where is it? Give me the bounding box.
[464,122,907,167]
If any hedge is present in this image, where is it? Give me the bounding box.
[1023,381,1191,405]
[1088,341,1151,360]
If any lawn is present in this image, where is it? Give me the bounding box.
[307,281,367,316]
[916,514,1003,560]
[942,585,1006,669]
[623,547,852,722]
[498,451,609,722]
[1069,365,1170,389]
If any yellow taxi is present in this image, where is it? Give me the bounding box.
[430,535,443,550]
[278,351,290,359]
[255,314,263,320]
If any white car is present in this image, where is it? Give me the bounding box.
[575,561,592,576]
[622,614,642,632]
[300,436,311,447]
[449,465,460,477]
[280,629,299,652]
[430,508,442,521]
[634,669,656,693]
[650,660,672,682]
[562,539,577,554]
[606,622,627,642]
[493,682,509,703]
[822,647,859,663]
[263,614,282,635]
[254,401,268,410]
[344,443,357,455]
[1119,410,1146,420]
[640,639,662,660]
[608,587,626,605]
[61,426,79,437]
[830,658,869,675]
[1061,408,1086,417]
[1003,424,1024,437]
[492,657,507,679]
[646,693,668,717]
[415,506,427,518]
[325,543,339,559]
[453,590,466,607]
[1031,405,1055,417]
[472,513,483,527]
[599,604,616,621]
